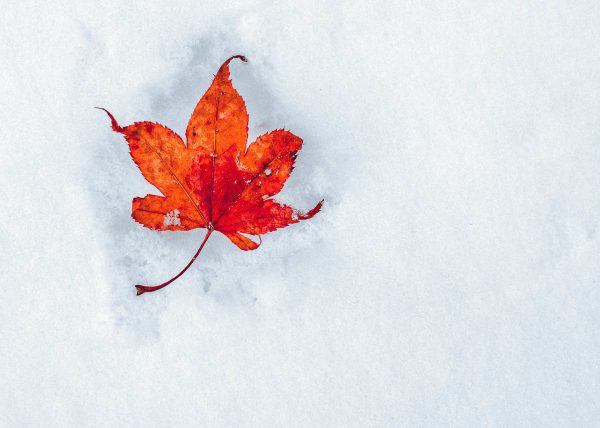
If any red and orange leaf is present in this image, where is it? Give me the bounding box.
[218,199,323,236]
[132,195,201,231]
[186,55,248,155]
[223,232,261,251]
[238,130,303,201]
[186,144,254,223]
[99,55,322,295]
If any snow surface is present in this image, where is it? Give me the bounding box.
[2,1,600,426]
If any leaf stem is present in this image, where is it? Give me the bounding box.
[135,228,213,296]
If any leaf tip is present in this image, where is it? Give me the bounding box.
[95,107,125,133]
[230,54,248,63]
[304,199,324,219]
[223,55,248,69]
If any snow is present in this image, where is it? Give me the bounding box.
[164,209,181,227]
[2,1,600,426]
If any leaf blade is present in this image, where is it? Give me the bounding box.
[185,55,248,155]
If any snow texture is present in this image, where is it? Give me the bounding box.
[164,210,181,227]
[2,1,600,426]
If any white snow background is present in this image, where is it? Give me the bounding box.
[1,1,600,426]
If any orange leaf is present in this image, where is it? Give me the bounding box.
[99,55,322,296]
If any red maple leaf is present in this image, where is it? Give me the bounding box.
[99,55,322,296]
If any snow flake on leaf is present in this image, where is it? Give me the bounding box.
[163,209,181,226]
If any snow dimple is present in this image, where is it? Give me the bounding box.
[163,209,181,226]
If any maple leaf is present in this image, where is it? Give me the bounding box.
[99,55,322,296]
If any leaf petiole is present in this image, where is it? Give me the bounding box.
[135,228,213,296]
